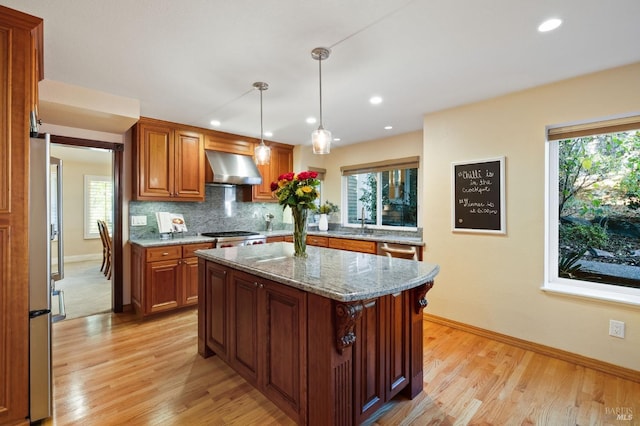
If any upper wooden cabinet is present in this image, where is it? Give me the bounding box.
[204,132,255,156]
[0,5,43,424]
[133,116,293,203]
[253,143,293,201]
[132,118,205,201]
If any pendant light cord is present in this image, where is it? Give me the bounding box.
[318,57,324,128]
[259,87,264,144]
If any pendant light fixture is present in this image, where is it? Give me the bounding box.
[253,81,271,165]
[311,47,332,154]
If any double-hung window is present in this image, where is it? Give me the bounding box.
[544,116,640,305]
[341,157,419,230]
[84,175,113,239]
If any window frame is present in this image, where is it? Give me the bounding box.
[84,174,113,239]
[543,117,640,306]
[340,157,420,231]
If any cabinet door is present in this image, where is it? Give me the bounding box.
[136,122,174,199]
[204,262,228,359]
[146,259,180,313]
[0,7,43,423]
[252,145,293,201]
[385,292,410,400]
[181,256,199,306]
[260,280,307,423]
[353,298,385,424]
[229,272,260,383]
[174,129,204,200]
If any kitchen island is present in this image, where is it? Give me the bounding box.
[196,242,439,425]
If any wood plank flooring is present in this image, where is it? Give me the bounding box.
[46,308,639,425]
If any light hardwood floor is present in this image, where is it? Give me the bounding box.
[47,308,639,425]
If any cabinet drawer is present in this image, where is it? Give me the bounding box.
[266,236,285,243]
[328,238,377,254]
[182,242,214,257]
[306,235,329,247]
[146,245,182,262]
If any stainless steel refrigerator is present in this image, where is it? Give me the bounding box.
[28,134,64,422]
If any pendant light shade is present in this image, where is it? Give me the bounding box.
[311,47,331,155]
[253,81,271,165]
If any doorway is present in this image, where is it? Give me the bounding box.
[42,134,125,315]
[50,144,113,319]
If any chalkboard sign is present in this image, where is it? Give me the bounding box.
[452,157,506,234]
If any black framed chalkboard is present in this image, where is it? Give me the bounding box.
[451,157,506,234]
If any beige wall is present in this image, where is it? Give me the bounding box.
[422,62,640,371]
[50,145,113,261]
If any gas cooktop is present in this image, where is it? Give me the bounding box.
[200,231,260,238]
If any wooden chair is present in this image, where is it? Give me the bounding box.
[97,220,112,279]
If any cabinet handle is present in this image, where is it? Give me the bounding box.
[162,252,169,256]
[259,283,264,289]
[254,282,258,287]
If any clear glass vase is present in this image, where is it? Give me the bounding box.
[291,206,308,257]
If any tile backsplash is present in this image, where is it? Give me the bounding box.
[129,185,287,239]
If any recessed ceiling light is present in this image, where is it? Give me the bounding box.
[370,96,383,105]
[538,18,562,32]
[306,117,317,124]
[210,120,221,127]
[264,131,273,137]
[384,126,393,130]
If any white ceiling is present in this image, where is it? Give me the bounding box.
[3,0,640,146]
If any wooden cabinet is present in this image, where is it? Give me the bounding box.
[0,6,43,424]
[132,118,205,201]
[202,266,307,424]
[199,258,433,425]
[201,260,229,360]
[252,143,293,201]
[266,236,285,243]
[204,131,255,155]
[306,235,329,247]
[328,237,377,254]
[131,242,213,316]
[353,293,410,424]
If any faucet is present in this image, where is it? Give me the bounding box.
[361,207,366,231]
[265,213,274,231]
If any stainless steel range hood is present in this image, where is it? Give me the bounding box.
[205,150,263,185]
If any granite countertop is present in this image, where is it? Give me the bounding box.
[195,242,439,302]
[263,229,425,246]
[130,235,217,248]
[131,229,424,248]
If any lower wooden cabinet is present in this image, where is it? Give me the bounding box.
[353,292,410,424]
[201,265,307,423]
[199,259,431,425]
[231,269,308,422]
[131,242,213,316]
[328,237,377,254]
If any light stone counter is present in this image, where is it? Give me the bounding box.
[262,229,425,246]
[130,235,216,248]
[195,242,439,302]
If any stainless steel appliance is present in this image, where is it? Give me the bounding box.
[201,231,266,247]
[28,134,63,422]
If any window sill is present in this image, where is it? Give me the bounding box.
[542,280,640,307]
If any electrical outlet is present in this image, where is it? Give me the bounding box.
[130,215,147,226]
[609,319,625,338]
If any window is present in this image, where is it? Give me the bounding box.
[341,157,419,229]
[84,175,113,239]
[545,116,640,305]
